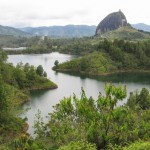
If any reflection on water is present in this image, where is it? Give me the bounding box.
[8,52,150,135]
[60,71,150,84]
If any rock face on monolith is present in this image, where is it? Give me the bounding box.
[95,10,127,35]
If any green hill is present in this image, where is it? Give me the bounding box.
[53,39,150,75]
[0,25,30,37]
[53,51,117,75]
[100,26,150,40]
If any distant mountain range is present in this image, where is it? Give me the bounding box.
[0,25,30,37]
[19,25,97,38]
[131,23,150,32]
[19,23,150,38]
[0,23,150,38]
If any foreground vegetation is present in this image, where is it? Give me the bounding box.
[5,83,148,150]
[0,49,57,149]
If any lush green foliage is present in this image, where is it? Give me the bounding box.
[99,39,150,69]
[0,35,28,48]
[101,26,150,40]
[56,37,97,55]
[122,141,150,150]
[54,60,59,67]
[5,36,97,55]
[0,80,27,148]
[0,61,57,90]
[127,88,150,110]
[53,51,117,74]
[58,141,96,150]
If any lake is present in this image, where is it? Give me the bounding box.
[3,47,27,51]
[8,52,150,135]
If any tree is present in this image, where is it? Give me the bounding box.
[54,60,59,67]
[0,50,7,63]
[13,68,26,89]
[26,66,36,85]
[127,88,150,110]
[59,141,96,150]
[137,88,150,110]
[36,65,44,76]
[24,63,30,72]
[0,80,9,112]
[43,71,47,77]
[80,58,88,71]
[102,39,112,53]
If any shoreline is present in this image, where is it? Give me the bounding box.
[20,81,58,105]
[23,84,58,91]
[53,68,150,76]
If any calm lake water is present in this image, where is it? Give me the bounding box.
[8,52,150,135]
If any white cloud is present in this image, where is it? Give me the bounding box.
[0,0,149,27]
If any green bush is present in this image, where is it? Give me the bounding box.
[123,141,150,150]
[58,141,96,150]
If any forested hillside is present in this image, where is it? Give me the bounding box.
[53,39,150,75]
[100,26,150,40]
[2,26,150,55]
[0,25,30,37]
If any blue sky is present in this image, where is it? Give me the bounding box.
[0,0,149,27]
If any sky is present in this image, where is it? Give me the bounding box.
[0,0,150,27]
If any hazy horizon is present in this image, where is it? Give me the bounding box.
[0,0,150,28]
